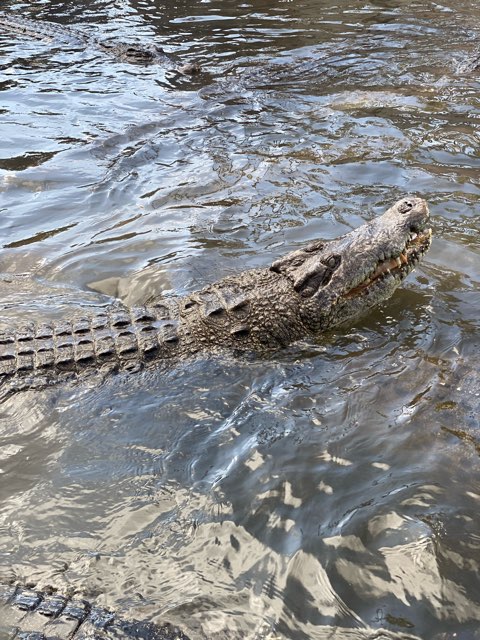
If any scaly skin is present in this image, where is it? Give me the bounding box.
[0,12,201,74]
[0,582,190,640]
[0,197,431,394]
[457,50,480,73]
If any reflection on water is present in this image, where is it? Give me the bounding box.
[0,0,479,638]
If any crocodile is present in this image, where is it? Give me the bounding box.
[0,582,190,640]
[0,12,200,75]
[0,197,432,396]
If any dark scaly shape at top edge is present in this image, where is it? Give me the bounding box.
[0,11,201,75]
[0,582,190,640]
[0,197,432,397]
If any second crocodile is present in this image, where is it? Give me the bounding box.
[0,12,200,74]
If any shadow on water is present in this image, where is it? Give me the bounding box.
[0,0,480,638]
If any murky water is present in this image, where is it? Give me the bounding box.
[0,0,479,638]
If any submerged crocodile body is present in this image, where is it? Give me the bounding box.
[0,197,431,396]
[0,12,200,74]
[458,50,480,73]
[0,582,190,640]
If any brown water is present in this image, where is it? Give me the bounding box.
[0,0,479,638]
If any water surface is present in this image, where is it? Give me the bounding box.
[0,0,479,638]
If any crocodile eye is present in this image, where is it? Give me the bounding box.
[295,256,341,298]
[322,254,341,270]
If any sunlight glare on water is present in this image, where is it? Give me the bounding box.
[0,0,479,638]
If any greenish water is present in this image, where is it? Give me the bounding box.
[0,0,479,638]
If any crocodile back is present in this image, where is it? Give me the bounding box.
[0,303,180,389]
[0,582,191,639]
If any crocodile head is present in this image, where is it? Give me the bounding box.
[120,44,168,64]
[270,197,432,332]
[121,44,201,74]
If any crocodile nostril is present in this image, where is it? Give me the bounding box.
[399,200,414,214]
